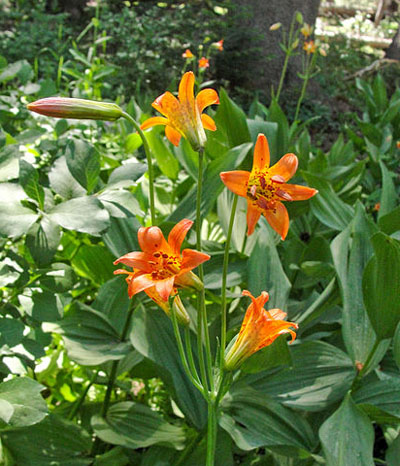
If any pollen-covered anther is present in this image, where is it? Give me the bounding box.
[260,177,266,189]
[250,185,257,197]
[276,189,293,201]
[257,197,270,210]
[271,175,285,184]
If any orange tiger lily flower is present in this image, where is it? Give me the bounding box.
[198,57,210,69]
[220,133,317,239]
[113,219,210,303]
[140,71,219,151]
[224,290,298,371]
[182,49,194,59]
[214,39,224,51]
[303,40,316,54]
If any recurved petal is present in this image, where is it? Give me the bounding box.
[138,226,170,253]
[246,201,261,236]
[168,219,193,255]
[268,308,288,320]
[165,125,182,146]
[220,170,250,197]
[269,153,298,181]
[180,249,210,274]
[140,116,169,130]
[201,113,217,131]
[196,88,219,113]
[128,273,155,297]
[263,201,289,240]
[178,71,195,107]
[253,133,270,170]
[144,286,170,313]
[242,290,269,309]
[113,251,154,271]
[152,92,180,118]
[155,276,175,301]
[281,183,318,200]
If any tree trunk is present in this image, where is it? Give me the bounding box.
[218,0,321,100]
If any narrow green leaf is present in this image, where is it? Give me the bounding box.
[19,160,44,209]
[379,206,400,235]
[268,99,289,156]
[363,232,400,339]
[146,130,179,180]
[319,394,374,466]
[378,161,397,220]
[394,322,400,370]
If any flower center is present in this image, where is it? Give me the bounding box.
[149,252,182,280]
[246,169,292,212]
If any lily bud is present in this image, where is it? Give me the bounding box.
[172,295,190,326]
[269,22,282,31]
[175,271,204,292]
[27,97,123,121]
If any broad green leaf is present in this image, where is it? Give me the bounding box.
[131,307,207,429]
[330,203,379,363]
[145,130,179,180]
[19,160,44,209]
[98,189,143,218]
[92,447,131,466]
[92,401,185,450]
[302,171,354,230]
[167,143,251,223]
[28,291,63,323]
[107,162,147,187]
[363,232,400,339]
[394,322,400,370]
[26,215,60,267]
[386,434,400,466]
[378,161,397,220]
[48,156,86,199]
[125,132,142,153]
[173,138,198,180]
[247,220,291,309]
[319,394,374,466]
[0,317,24,347]
[39,263,76,293]
[241,341,356,411]
[0,201,38,237]
[214,88,251,148]
[49,196,110,235]
[217,191,249,252]
[0,399,13,426]
[1,414,91,465]
[268,99,289,156]
[220,386,315,456]
[0,145,21,181]
[241,335,291,374]
[65,139,100,193]
[353,379,400,424]
[247,119,278,161]
[44,303,131,366]
[71,244,115,285]
[0,377,47,427]
[102,216,141,258]
[379,206,400,235]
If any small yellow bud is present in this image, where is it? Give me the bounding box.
[269,22,282,31]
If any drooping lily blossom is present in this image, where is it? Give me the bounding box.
[114,219,210,304]
[198,57,210,69]
[214,39,224,51]
[224,290,298,371]
[182,49,194,59]
[140,71,219,151]
[220,133,317,239]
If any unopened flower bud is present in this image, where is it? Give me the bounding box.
[269,22,282,31]
[172,295,190,326]
[176,271,204,292]
[27,97,124,121]
[296,11,303,24]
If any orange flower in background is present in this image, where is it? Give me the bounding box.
[114,219,210,303]
[214,39,224,51]
[182,49,194,59]
[300,23,313,38]
[224,290,298,371]
[198,57,210,69]
[373,202,381,212]
[303,40,316,54]
[396,141,400,149]
[220,133,318,239]
[140,71,219,150]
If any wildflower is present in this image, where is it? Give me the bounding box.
[140,71,219,150]
[269,22,282,31]
[224,290,298,371]
[373,202,380,212]
[113,219,210,303]
[27,97,123,121]
[300,23,313,38]
[303,40,316,55]
[214,39,224,51]
[396,141,400,149]
[198,57,210,69]
[182,49,194,59]
[220,133,318,239]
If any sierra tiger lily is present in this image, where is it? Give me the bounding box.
[220,133,318,239]
[113,219,209,303]
[140,71,219,151]
[224,290,298,371]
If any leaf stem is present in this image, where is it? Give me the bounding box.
[351,339,380,391]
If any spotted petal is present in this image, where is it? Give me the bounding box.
[220,170,249,197]
[113,251,154,271]
[165,125,182,146]
[152,92,180,119]
[269,153,298,181]
[155,276,175,301]
[168,219,193,255]
[138,226,170,254]
[180,249,210,275]
[128,273,155,297]
[246,201,261,236]
[263,201,289,240]
[178,71,195,107]
[140,116,168,130]
[252,133,270,170]
[281,183,318,200]
[196,88,219,113]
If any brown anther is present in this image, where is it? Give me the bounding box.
[162,254,168,259]
[148,260,157,265]
[256,197,270,210]
[271,175,285,184]
[276,189,293,201]
[153,253,160,257]
[260,177,266,189]
[250,185,257,197]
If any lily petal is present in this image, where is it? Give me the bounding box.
[281,183,318,200]
[168,219,193,255]
[220,170,250,197]
[152,91,180,119]
[138,226,170,253]
[165,125,182,146]
[269,153,298,181]
[196,88,219,113]
[128,273,155,297]
[263,201,289,240]
[140,116,168,130]
[180,249,210,274]
[155,276,175,301]
[201,113,217,131]
[178,71,195,107]
[253,133,270,170]
[113,251,154,271]
[246,201,261,236]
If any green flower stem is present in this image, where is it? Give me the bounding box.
[68,370,98,420]
[351,339,381,391]
[294,51,317,122]
[206,401,217,466]
[170,303,205,396]
[275,16,296,103]
[121,112,156,225]
[195,149,213,393]
[220,194,238,372]
[175,430,203,466]
[184,326,202,387]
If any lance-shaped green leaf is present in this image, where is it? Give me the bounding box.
[145,129,179,180]
[363,232,400,339]
[319,394,374,466]
[378,161,397,220]
[19,160,44,209]
[379,206,400,236]
[65,139,100,193]
[91,401,186,450]
[394,322,400,370]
